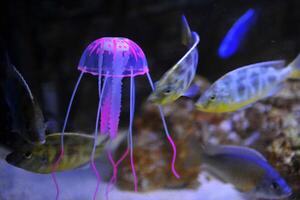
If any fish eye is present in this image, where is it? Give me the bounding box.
[163,88,172,94]
[271,182,279,190]
[23,152,32,159]
[210,95,216,101]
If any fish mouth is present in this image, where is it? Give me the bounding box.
[283,188,293,198]
[195,103,208,111]
[147,94,160,104]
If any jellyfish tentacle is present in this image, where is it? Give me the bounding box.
[106,149,116,200]
[146,72,180,179]
[91,54,107,200]
[129,74,138,192]
[51,71,84,200]
[106,148,129,200]
[91,76,108,200]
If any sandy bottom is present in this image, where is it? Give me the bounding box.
[0,160,244,200]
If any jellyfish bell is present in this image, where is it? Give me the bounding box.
[52,37,179,200]
[78,37,149,77]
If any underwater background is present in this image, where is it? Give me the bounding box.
[1,0,300,200]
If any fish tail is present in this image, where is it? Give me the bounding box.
[288,53,300,79]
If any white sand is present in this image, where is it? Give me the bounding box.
[0,160,245,200]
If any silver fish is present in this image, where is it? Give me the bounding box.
[196,54,300,113]
[148,15,200,105]
[201,144,292,199]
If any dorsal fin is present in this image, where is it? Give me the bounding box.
[181,15,193,46]
[11,64,35,102]
[46,132,109,146]
[5,54,35,101]
[241,60,286,70]
[204,144,267,161]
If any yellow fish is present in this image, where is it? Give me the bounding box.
[196,53,300,112]
[5,132,117,173]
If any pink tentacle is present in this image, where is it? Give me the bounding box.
[106,149,129,200]
[90,161,101,200]
[166,135,180,178]
[145,72,180,179]
[51,149,64,200]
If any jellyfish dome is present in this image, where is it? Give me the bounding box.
[52,37,179,200]
[78,37,149,77]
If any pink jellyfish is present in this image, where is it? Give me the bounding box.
[52,37,180,200]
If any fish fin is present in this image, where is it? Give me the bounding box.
[11,64,35,101]
[46,132,95,141]
[288,53,300,79]
[182,84,200,97]
[201,164,228,183]
[45,119,58,133]
[106,131,126,150]
[46,132,110,148]
[154,81,159,89]
[78,163,90,170]
[243,60,286,70]
[181,15,193,46]
[204,144,267,161]
[265,83,285,98]
[239,103,254,111]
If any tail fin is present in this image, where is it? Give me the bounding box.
[288,53,300,79]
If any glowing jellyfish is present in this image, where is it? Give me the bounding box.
[52,37,180,200]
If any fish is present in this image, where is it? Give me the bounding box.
[3,54,46,144]
[147,15,200,105]
[200,144,292,199]
[196,53,300,113]
[218,8,257,59]
[5,132,124,174]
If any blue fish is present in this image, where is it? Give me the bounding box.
[218,8,257,59]
[201,144,292,199]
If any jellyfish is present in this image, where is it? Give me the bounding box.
[51,37,180,200]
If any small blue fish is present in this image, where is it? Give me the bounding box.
[201,144,292,199]
[218,8,257,59]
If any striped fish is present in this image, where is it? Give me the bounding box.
[5,132,113,173]
[148,15,200,105]
[196,53,300,112]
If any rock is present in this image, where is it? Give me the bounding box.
[116,77,300,198]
